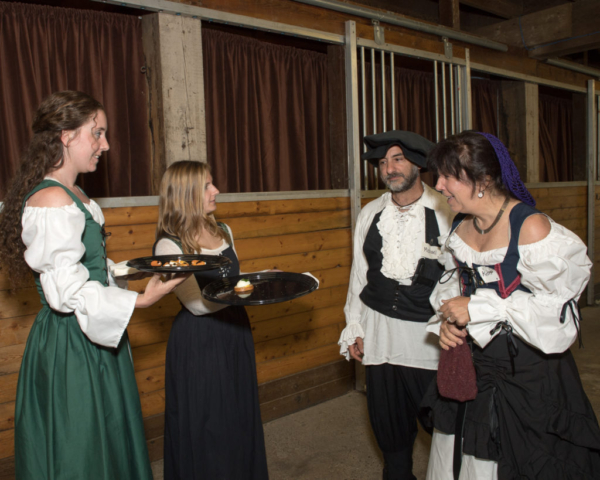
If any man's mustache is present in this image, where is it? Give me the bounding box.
[385,174,405,181]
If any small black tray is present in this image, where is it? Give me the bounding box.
[126,254,231,273]
[202,272,318,306]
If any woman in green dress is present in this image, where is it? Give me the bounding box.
[0,91,187,479]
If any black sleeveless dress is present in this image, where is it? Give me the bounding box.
[423,203,600,479]
[157,232,269,480]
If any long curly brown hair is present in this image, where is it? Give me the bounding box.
[0,91,104,289]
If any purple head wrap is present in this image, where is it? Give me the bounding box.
[476,132,536,207]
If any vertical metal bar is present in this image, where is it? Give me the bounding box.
[371,48,377,135]
[361,47,367,190]
[391,52,396,130]
[449,63,455,135]
[464,49,472,130]
[381,50,386,134]
[371,48,378,183]
[434,61,439,142]
[442,62,447,139]
[345,20,361,235]
[586,79,596,305]
[456,65,462,133]
[597,94,600,182]
[345,21,365,389]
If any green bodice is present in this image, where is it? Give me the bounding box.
[23,180,109,305]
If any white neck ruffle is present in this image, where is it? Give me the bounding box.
[377,203,423,281]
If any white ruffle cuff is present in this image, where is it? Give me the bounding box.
[338,322,365,360]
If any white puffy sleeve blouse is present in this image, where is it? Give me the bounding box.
[427,219,592,354]
[21,201,138,348]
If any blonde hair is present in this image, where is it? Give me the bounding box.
[156,161,227,253]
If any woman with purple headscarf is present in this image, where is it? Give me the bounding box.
[422,131,600,479]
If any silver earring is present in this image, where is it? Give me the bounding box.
[478,191,484,198]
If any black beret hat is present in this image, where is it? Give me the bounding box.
[361,130,434,169]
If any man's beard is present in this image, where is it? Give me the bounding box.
[383,166,419,193]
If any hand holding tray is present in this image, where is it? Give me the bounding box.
[124,254,231,274]
[202,272,318,306]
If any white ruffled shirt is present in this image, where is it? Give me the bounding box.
[338,184,455,369]
[426,217,592,354]
[21,185,138,349]
[378,203,425,281]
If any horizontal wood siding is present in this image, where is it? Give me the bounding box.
[2,186,598,472]
[0,197,353,468]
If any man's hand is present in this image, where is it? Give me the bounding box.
[349,337,365,363]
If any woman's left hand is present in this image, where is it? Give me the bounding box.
[439,296,471,327]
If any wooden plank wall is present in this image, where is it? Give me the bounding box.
[0,196,354,478]
[528,185,600,288]
[1,186,599,477]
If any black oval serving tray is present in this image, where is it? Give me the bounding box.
[202,272,318,306]
[127,254,231,273]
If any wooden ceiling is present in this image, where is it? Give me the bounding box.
[352,0,600,67]
[12,0,600,68]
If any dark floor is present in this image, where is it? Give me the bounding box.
[152,306,600,480]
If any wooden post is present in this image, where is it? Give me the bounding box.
[499,81,539,183]
[439,0,460,29]
[344,21,364,391]
[572,92,588,181]
[142,12,207,193]
[586,79,596,305]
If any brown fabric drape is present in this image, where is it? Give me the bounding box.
[202,29,331,193]
[471,78,499,136]
[539,94,573,182]
[359,64,436,189]
[0,2,151,199]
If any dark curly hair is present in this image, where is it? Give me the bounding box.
[0,91,104,289]
[427,131,510,198]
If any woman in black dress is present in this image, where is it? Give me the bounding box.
[423,132,600,479]
[154,161,268,480]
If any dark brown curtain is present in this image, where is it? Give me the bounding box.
[471,78,499,135]
[539,94,573,182]
[202,29,331,193]
[0,2,151,199]
[359,64,436,189]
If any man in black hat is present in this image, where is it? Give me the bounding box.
[338,130,454,479]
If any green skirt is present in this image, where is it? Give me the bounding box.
[15,306,152,480]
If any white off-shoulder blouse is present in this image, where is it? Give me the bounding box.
[426,218,592,354]
[21,196,138,349]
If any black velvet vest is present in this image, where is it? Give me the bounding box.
[359,207,443,322]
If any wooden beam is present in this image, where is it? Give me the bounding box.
[529,32,600,60]
[474,3,571,47]
[460,0,522,20]
[439,0,460,29]
[473,0,600,59]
